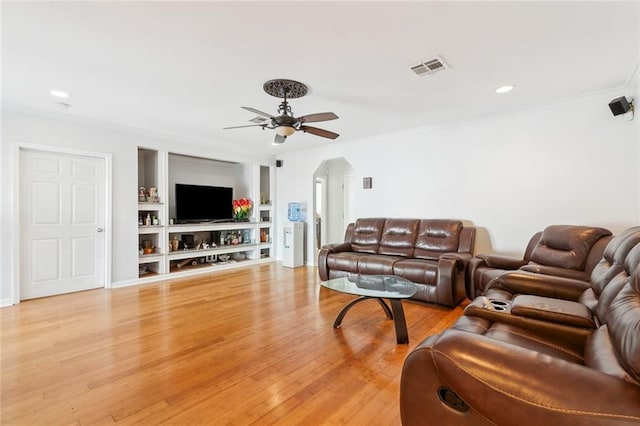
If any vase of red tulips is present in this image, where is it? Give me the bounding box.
[232,198,252,221]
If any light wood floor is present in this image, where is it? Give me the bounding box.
[1,264,465,425]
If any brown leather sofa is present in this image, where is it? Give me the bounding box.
[400,227,640,425]
[466,225,612,299]
[484,226,640,304]
[317,218,475,307]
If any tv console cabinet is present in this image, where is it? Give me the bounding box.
[137,148,274,280]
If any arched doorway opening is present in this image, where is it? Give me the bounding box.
[313,158,355,252]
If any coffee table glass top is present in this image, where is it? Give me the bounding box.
[321,275,417,299]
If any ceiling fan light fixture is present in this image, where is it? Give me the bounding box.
[275,125,295,137]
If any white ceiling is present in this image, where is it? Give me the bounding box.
[2,1,639,157]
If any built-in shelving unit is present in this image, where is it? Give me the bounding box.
[137,149,166,277]
[136,148,275,280]
[257,165,273,259]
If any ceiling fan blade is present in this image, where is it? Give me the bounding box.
[299,125,339,140]
[223,124,267,130]
[241,106,275,119]
[297,112,339,124]
[274,134,286,144]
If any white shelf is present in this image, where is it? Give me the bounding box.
[138,202,164,209]
[167,243,256,261]
[138,253,164,263]
[138,225,165,234]
[168,222,256,233]
[258,221,272,227]
[259,204,272,210]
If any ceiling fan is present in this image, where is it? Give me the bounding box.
[224,79,339,145]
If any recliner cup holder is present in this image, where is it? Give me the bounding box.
[481,297,510,311]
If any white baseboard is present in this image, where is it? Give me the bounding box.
[1,298,15,307]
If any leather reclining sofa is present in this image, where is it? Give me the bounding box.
[466,224,612,300]
[400,226,640,425]
[318,218,476,307]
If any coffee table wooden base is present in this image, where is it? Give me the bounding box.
[332,296,410,344]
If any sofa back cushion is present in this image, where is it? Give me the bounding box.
[600,266,640,384]
[414,220,463,260]
[596,243,640,325]
[529,225,612,271]
[378,219,419,257]
[590,227,640,298]
[350,218,386,254]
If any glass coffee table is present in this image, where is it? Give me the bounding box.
[321,275,417,344]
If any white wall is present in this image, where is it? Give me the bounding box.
[1,106,271,304]
[275,89,640,264]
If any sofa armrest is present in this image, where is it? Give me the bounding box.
[440,252,472,270]
[465,254,526,300]
[422,330,640,424]
[477,254,528,270]
[317,243,353,280]
[321,242,353,253]
[435,256,466,307]
[487,271,589,301]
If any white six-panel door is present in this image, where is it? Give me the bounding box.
[20,149,106,300]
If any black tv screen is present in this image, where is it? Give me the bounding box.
[175,184,233,223]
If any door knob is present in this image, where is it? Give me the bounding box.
[97,227,104,233]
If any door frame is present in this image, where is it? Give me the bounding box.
[10,142,113,304]
[313,174,328,251]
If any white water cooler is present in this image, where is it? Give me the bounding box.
[283,221,304,268]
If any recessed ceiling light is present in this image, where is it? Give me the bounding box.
[50,90,70,98]
[495,85,514,94]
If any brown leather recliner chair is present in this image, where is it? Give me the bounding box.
[400,229,640,425]
[483,226,640,303]
[466,225,612,299]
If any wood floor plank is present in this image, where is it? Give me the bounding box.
[1,264,465,424]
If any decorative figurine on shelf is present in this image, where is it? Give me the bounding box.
[142,240,154,255]
[138,187,147,202]
[149,187,158,203]
[232,198,252,221]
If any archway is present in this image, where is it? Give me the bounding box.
[312,158,355,251]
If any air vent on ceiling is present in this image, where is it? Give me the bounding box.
[410,56,449,76]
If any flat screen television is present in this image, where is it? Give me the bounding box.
[175,184,233,223]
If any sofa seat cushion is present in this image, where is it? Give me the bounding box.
[520,264,589,281]
[356,254,403,275]
[584,325,638,384]
[452,315,584,364]
[326,252,365,274]
[393,259,437,285]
